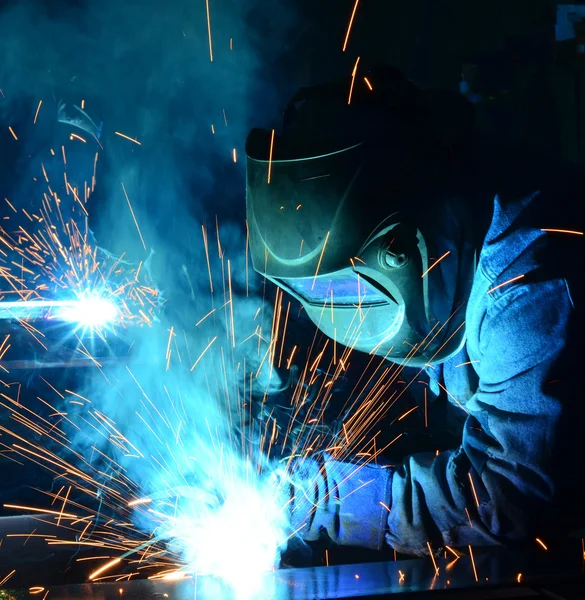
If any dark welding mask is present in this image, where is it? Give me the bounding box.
[246,69,476,366]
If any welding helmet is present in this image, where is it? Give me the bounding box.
[246,67,476,367]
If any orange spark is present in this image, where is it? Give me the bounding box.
[161,571,187,581]
[57,485,72,526]
[190,336,217,371]
[89,557,122,581]
[487,274,525,294]
[3,504,77,518]
[64,390,90,403]
[70,133,87,143]
[426,541,439,574]
[379,501,391,511]
[468,545,478,581]
[34,100,43,124]
[92,151,98,191]
[278,301,291,368]
[205,0,213,61]
[115,132,141,145]
[311,231,330,289]
[438,382,469,414]
[397,405,418,421]
[0,569,16,586]
[196,308,216,326]
[517,573,522,583]
[535,537,548,550]
[227,260,236,347]
[267,129,275,184]
[364,76,373,90]
[121,183,147,250]
[81,99,85,109]
[8,126,18,140]
[165,326,175,368]
[348,56,360,105]
[541,228,583,235]
[421,250,451,278]
[232,148,237,162]
[286,345,297,369]
[128,498,152,507]
[468,472,480,507]
[342,0,360,52]
[456,360,480,368]
[202,225,214,293]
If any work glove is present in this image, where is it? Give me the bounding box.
[285,453,393,551]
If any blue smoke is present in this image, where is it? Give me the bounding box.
[0,0,301,591]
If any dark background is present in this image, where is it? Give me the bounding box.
[1,0,583,251]
[301,0,583,163]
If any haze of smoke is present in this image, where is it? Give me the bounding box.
[0,0,300,574]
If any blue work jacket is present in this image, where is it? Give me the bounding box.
[299,189,584,555]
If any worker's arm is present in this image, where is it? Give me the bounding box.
[290,278,578,553]
[288,453,392,549]
[386,277,577,554]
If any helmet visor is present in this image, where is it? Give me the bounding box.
[281,270,387,306]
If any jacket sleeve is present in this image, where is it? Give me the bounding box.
[289,455,393,550]
[386,278,576,554]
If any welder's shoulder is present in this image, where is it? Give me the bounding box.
[483,214,583,315]
[479,246,578,384]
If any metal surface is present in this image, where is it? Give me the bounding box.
[0,516,583,600]
[16,557,585,599]
[38,559,509,599]
[0,318,135,370]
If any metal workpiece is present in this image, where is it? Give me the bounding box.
[2,536,584,600]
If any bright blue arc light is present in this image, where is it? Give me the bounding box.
[57,296,119,327]
[0,296,119,327]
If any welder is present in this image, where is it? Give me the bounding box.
[245,67,585,556]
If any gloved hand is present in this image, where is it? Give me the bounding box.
[284,453,393,550]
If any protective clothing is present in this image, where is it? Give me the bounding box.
[283,188,584,553]
[286,453,392,550]
[248,71,584,554]
[246,69,476,366]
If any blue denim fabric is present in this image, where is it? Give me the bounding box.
[306,191,584,554]
[289,454,392,550]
